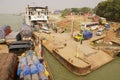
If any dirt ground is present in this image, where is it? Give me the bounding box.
[55,15,91,31]
[55,15,120,42]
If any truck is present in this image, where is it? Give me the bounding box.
[80,22,99,31]
[105,23,110,30]
[20,23,32,41]
[5,31,21,44]
[74,30,93,41]
[8,41,34,53]
[8,23,34,53]
[99,17,106,25]
[0,25,12,43]
[6,23,34,53]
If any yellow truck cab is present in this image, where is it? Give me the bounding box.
[74,33,83,41]
[99,17,106,25]
[74,30,93,41]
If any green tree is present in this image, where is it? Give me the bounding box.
[80,7,93,14]
[61,7,93,17]
[61,8,71,17]
[71,8,80,14]
[96,0,120,22]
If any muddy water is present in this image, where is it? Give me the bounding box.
[44,47,120,80]
[0,14,23,30]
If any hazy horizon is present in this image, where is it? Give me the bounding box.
[0,0,104,14]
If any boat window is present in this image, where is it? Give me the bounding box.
[29,16,31,20]
[29,12,30,15]
[38,12,40,15]
[31,12,33,15]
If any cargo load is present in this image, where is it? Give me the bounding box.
[0,25,12,36]
[83,30,93,39]
[17,50,48,80]
[8,40,34,54]
[0,29,5,43]
[105,23,110,30]
[74,30,93,41]
[0,25,12,43]
[5,31,21,44]
[20,23,32,41]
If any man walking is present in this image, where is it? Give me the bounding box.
[80,35,84,44]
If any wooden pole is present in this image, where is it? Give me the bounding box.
[71,15,74,38]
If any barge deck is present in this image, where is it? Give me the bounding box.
[33,32,113,75]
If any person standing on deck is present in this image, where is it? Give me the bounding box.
[39,38,44,57]
[80,34,84,44]
[64,40,67,46]
[41,47,44,57]
[38,41,41,57]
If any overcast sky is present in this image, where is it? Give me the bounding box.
[0,0,104,13]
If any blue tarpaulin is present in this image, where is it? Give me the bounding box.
[35,62,45,72]
[23,66,31,76]
[30,64,39,74]
[83,30,93,39]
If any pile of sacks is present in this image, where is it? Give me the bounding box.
[17,50,48,80]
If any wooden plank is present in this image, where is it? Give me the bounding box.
[90,35,106,42]
[111,40,120,45]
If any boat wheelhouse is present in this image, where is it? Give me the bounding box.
[25,5,49,26]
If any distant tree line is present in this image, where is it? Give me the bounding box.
[95,0,120,22]
[61,7,93,17]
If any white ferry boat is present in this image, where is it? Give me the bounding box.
[25,5,49,26]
